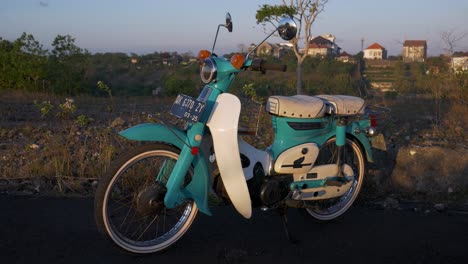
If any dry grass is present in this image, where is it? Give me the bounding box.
[0,91,162,194]
[1,88,467,202]
[392,146,467,191]
[364,83,468,204]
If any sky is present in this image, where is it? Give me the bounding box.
[1,0,467,56]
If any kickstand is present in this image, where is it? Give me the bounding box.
[278,207,297,244]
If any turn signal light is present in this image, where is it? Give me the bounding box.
[230,54,245,69]
[198,50,211,60]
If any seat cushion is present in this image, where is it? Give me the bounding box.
[266,95,326,118]
[316,95,366,115]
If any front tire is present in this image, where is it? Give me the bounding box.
[95,144,198,254]
[302,138,365,222]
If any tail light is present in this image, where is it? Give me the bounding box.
[370,114,377,127]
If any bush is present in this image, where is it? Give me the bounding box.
[384,90,398,99]
[164,76,197,96]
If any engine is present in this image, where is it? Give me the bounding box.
[259,175,292,207]
[244,162,291,208]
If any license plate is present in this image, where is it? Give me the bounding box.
[371,133,387,151]
[170,94,206,123]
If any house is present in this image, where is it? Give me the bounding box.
[308,35,340,57]
[256,42,282,58]
[322,34,341,55]
[337,51,353,63]
[364,43,387,60]
[402,40,427,62]
[278,42,294,49]
[160,53,182,66]
[248,43,257,53]
[250,42,290,58]
[451,52,468,73]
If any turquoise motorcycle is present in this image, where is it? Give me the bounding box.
[95,13,383,254]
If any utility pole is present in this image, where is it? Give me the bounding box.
[358,37,368,98]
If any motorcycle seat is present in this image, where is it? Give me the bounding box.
[316,95,366,115]
[266,95,327,118]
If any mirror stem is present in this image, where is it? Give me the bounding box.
[246,29,277,59]
[211,24,225,54]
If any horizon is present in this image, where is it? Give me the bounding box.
[1,0,467,57]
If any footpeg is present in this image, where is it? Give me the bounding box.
[325,179,345,187]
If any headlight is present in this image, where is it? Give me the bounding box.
[200,58,217,84]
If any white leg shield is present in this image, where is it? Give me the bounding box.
[207,93,252,219]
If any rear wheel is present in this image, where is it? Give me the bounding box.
[95,144,198,254]
[302,138,365,222]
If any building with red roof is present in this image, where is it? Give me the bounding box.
[308,35,340,57]
[364,43,387,60]
[337,51,354,63]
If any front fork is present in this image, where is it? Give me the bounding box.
[164,123,205,208]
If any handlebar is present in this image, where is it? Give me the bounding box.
[250,58,287,73]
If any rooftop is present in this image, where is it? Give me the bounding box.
[403,40,427,47]
[452,51,468,57]
[366,43,386,50]
[309,36,333,45]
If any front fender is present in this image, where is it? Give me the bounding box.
[120,123,211,216]
[120,123,188,145]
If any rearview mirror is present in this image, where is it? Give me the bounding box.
[225,12,233,32]
[277,17,297,41]
[212,12,233,53]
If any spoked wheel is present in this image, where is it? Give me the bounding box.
[95,144,198,254]
[302,138,365,222]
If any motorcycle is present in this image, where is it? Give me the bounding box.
[94,13,386,254]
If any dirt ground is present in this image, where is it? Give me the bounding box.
[0,91,467,208]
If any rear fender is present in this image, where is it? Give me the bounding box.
[119,123,211,216]
[347,122,374,163]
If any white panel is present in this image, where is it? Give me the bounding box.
[207,94,252,219]
[238,138,271,180]
[274,143,319,174]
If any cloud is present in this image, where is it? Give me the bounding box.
[39,1,48,7]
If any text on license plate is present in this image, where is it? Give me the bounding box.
[170,94,206,123]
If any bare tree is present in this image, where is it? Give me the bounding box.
[238,43,246,54]
[440,29,468,56]
[256,0,328,94]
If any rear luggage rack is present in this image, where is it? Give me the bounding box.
[366,105,391,120]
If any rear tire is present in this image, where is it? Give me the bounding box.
[301,138,365,222]
[95,144,198,254]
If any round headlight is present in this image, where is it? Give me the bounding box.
[200,58,217,84]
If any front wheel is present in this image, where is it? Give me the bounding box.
[302,138,365,222]
[94,144,198,254]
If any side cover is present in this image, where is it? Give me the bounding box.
[274,143,319,174]
[206,94,252,219]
